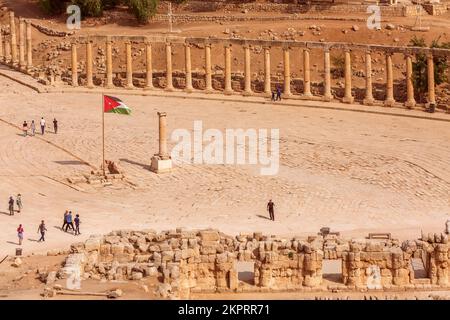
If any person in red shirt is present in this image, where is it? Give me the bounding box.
[17,224,24,245]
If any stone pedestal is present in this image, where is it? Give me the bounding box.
[150,157,173,174]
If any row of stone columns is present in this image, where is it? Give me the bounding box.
[0,12,33,70]
[70,39,438,107]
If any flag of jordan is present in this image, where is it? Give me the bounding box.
[103,95,131,115]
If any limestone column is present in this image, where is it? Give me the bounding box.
[158,112,169,159]
[427,53,436,104]
[283,47,292,97]
[243,45,252,96]
[86,40,94,88]
[19,18,25,69]
[342,49,354,104]
[9,12,17,65]
[25,20,32,69]
[303,48,312,98]
[150,112,172,173]
[363,50,375,105]
[125,40,133,89]
[4,40,10,63]
[224,44,233,95]
[0,30,3,61]
[71,43,78,87]
[165,42,174,91]
[405,54,416,108]
[384,52,395,107]
[184,43,193,92]
[105,37,114,88]
[145,40,153,90]
[205,43,213,92]
[323,47,332,101]
[264,46,271,96]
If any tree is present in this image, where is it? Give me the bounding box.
[409,35,450,102]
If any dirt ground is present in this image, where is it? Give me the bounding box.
[0,0,449,300]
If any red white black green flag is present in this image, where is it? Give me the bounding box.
[103,95,131,115]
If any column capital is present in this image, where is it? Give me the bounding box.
[9,11,14,18]
[323,46,331,53]
[384,50,394,57]
[224,43,232,48]
[124,39,131,45]
[263,46,271,50]
[282,46,291,51]
[344,47,351,53]
[106,36,113,44]
[243,44,251,50]
[303,47,311,53]
[165,41,172,47]
[205,42,212,48]
[157,111,167,117]
[183,42,191,48]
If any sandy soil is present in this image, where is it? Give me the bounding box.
[0,74,449,260]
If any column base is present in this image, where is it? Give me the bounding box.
[150,156,172,174]
[363,97,375,106]
[204,88,214,94]
[126,84,134,90]
[302,93,313,99]
[283,93,293,99]
[384,99,395,107]
[342,96,354,104]
[87,84,95,89]
[243,90,253,96]
[165,86,174,92]
[224,89,233,96]
[323,95,332,102]
[106,84,115,89]
[404,100,416,109]
[184,87,193,93]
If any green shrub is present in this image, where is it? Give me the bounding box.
[72,0,104,17]
[38,0,67,15]
[127,0,159,24]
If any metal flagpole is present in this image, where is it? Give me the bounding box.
[102,93,105,177]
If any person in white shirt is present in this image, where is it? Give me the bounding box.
[40,117,46,135]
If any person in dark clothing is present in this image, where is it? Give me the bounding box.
[271,91,276,101]
[37,220,47,242]
[62,210,68,230]
[74,214,81,235]
[65,211,74,232]
[53,118,58,134]
[267,199,275,221]
[276,86,282,101]
[8,196,14,216]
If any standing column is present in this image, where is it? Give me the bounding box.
[405,54,416,108]
[165,42,174,91]
[71,43,78,87]
[323,47,332,101]
[105,37,114,88]
[4,40,10,63]
[283,47,292,97]
[243,45,252,96]
[363,50,375,105]
[25,20,32,70]
[427,53,436,104]
[184,43,193,92]
[144,40,153,90]
[158,112,169,159]
[264,46,271,96]
[0,30,4,61]
[9,12,17,66]
[303,48,312,97]
[342,49,354,104]
[224,44,233,95]
[384,52,395,107]
[205,43,213,92]
[86,40,94,88]
[150,112,172,174]
[125,40,134,89]
[19,18,25,69]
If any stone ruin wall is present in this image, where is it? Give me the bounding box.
[62,228,449,298]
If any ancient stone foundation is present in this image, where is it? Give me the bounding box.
[64,228,449,298]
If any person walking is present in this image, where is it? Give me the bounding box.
[267,199,275,221]
[22,121,28,137]
[8,196,14,216]
[74,214,81,235]
[61,210,69,230]
[40,117,46,135]
[30,120,36,136]
[53,118,58,134]
[16,194,22,213]
[17,224,24,245]
[276,86,282,101]
[65,211,74,233]
[37,220,47,242]
[271,91,276,101]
